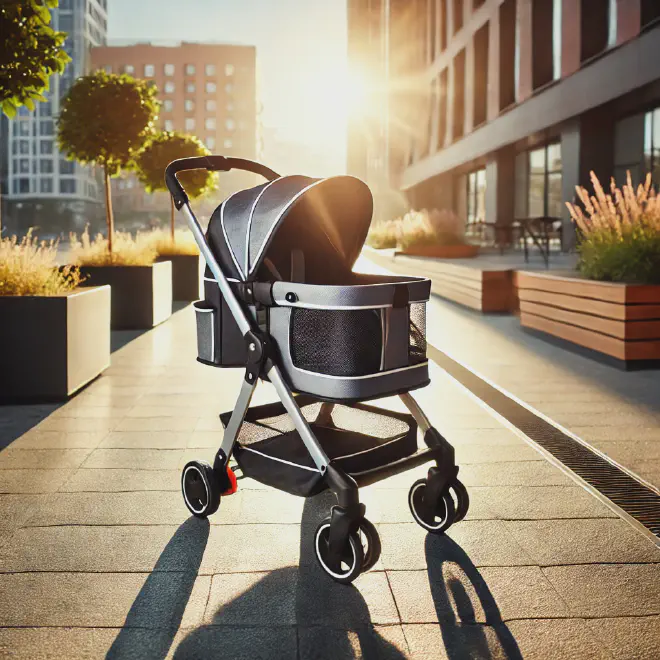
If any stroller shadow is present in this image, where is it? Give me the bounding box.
[425,535,523,659]
[106,517,210,660]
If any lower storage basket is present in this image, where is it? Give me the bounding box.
[221,396,418,497]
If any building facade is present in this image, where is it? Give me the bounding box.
[348,0,660,247]
[90,42,258,218]
[0,0,107,234]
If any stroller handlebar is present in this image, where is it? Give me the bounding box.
[165,156,281,210]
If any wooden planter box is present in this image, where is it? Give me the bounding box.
[80,261,172,330]
[0,287,111,402]
[517,271,660,363]
[397,244,479,259]
[160,254,203,301]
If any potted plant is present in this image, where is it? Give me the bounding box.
[0,231,110,401]
[517,172,660,363]
[135,132,215,301]
[56,71,169,329]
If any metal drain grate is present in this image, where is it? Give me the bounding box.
[429,345,660,539]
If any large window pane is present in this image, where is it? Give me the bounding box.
[529,148,545,174]
[547,172,563,216]
[528,174,545,216]
[547,143,562,171]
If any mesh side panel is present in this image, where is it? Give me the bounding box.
[234,421,283,445]
[409,303,427,364]
[290,308,382,377]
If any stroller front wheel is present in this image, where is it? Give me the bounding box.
[181,460,221,518]
[314,519,364,584]
[408,478,456,534]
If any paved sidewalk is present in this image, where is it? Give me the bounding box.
[1,297,660,658]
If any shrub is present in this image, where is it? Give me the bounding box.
[567,172,660,284]
[69,227,157,267]
[0,231,84,296]
[146,228,200,257]
[366,220,399,249]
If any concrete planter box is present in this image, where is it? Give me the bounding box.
[0,286,111,402]
[80,262,172,330]
[159,254,203,301]
[517,271,660,364]
[397,244,479,259]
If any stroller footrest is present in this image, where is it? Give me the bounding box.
[221,396,418,497]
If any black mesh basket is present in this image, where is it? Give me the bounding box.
[221,396,418,497]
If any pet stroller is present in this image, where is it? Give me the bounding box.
[165,156,469,583]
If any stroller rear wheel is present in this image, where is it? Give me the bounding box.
[448,478,470,523]
[357,518,381,572]
[182,460,221,518]
[314,518,364,584]
[408,478,456,534]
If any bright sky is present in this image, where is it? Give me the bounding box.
[107,0,349,172]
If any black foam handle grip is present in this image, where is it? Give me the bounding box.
[165,156,280,209]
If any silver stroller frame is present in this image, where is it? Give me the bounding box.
[166,156,467,583]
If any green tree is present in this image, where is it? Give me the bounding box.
[135,131,215,240]
[0,0,70,118]
[57,71,159,253]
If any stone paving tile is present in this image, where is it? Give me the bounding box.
[199,524,301,574]
[505,618,610,659]
[7,431,109,450]
[0,521,211,573]
[114,417,200,432]
[59,468,179,492]
[49,405,131,419]
[457,461,573,487]
[566,426,660,443]
[551,412,660,428]
[505,519,660,565]
[31,417,119,433]
[438,428,524,446]
[299,625,410,660]
[0,468,72,493]
[0,494,44,538]
[100,431,192,449]
[81,448,185,470]
[587,616,660,660]
[0,448,93,470]
[194,417,226,432]
[378,521,535,570]
[454,444,542,464]
[188,431,225,448]
[388,567,569,624]
[626,460,660,489]
[125,405,206,418]
[0,628,176,660]
[0,572,207,629]
[169,626,298,660]
[543,564,660,617]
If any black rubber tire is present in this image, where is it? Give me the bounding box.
[181,460,221,518]
[357,518,381,572]
[449,478,470,523]
[408,478,456,535]
[314,518,364,584]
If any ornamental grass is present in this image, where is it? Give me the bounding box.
[567,172,660,284]
[146,228,200,257]
[0,230,84,296]
[68,227,157,267]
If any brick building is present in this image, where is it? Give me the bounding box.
[347,0,660,247]
[90,42,258,218]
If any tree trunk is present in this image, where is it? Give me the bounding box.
[170,195,175,242]
[104,166,114,254]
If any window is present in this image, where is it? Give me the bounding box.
[164,81,175,94]
[206,136,216,150]
[163,99,174,112]
[205,99,216,112]
[531,0,556,88]
[185,118,195,131]
[164,119,174,131]
[144,64,155,77]
[206,82,216,93]
[18,159,29,173]
[18,179,30,193]
[225,83,233,94]
[40,121,53,136]
[641,0,660,27]
[19,140,30,155]
[40,159,53,174]
[164,63,175,76]
[467,169,487,225]
[185,99,194,112]
[205,117,216,130]
[452,49,465,140]
[185,64,196,75]
[60,179,76,194]
[224,138,233,149]
[205,64,216,76]
[643,108,660,183]
[453,0,463,34]
[226,102,234,112]
[473,22,489,128]
[527,143,562,217]
[436,70,448,150]
[40,141,53,155]
[124,64,134,74]
[187,82,196,93]
[580,0,608,62]
[40,178,53,193]
[18,122,30,136]
[60,160,75,174]
[499,0,517,110]
[103,65,112,73]
[429,0,437,62]
[226,118,236,131]
[225,64,235,76]
[439,1,448,51]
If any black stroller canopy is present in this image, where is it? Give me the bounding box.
[207,175,373,281]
